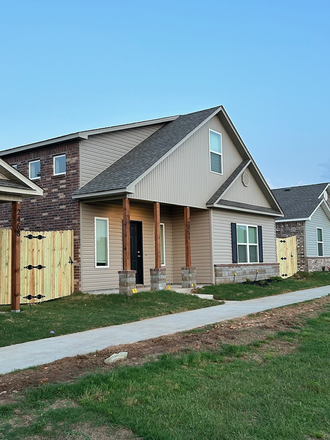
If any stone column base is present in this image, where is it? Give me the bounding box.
[150,268,166,291]
[118,270,136,296]
[182,267,196,288]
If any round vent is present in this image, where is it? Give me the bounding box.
[242,171,250,187]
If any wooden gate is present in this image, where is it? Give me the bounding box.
[276,236,298,278]
[0,229,74,305]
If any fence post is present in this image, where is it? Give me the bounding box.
[11,201,21,312]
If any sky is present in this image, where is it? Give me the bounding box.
[0,0,329,189]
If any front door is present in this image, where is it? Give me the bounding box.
[130,221,143,284]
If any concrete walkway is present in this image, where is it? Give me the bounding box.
[0,285,329,375]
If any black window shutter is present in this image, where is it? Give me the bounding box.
[231,223,238,263]
[258,226,263,263]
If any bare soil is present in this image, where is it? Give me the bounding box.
[1,295,329,407]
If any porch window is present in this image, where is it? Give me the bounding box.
[209,130,222,174]
[231,223,263,264]
[54,154,66,175]
[160,223,165,266]
[317,228,323,256]
[95,217,109,267]
[29,160,40,179]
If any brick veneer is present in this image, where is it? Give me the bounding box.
[276,221,306,271]
[214,263,279,284]
[0,142,81,289]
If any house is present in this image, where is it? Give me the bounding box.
[0,106,283,294]
[272,183,330,272]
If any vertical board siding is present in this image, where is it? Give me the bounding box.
[306,206,330,257]
[0,230,74,305]
[223,168,272,208]
[133,116,243,209]
[79,125,164,187]
[212,210,277,264]
[0,229,11,305]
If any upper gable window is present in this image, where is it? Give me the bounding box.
[54,154,66,175]
[209,130,222,174]
[29,160,40,179]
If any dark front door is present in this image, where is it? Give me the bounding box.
[130,221,143,284]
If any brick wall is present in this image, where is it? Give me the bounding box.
[276,221,306,271]
[0,142,81,289]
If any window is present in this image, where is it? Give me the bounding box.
[160,223,165,266]
[95,218,109,267]
[209,129,222,174]
[29,160,40,179]
[231,223,263,264]
[317,228,323,256]
[12,164,17,169]
[54,154,66,175]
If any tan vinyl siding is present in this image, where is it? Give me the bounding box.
[223,168,272,208]
[80,200,175,291]
[212,209,277,264]
[79,124,164,187]
[133,116,243,209]
[306,205,330,257]
[191,209,213,282]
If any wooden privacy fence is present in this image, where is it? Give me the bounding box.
[276,236,298,278]
[0,229,74,305]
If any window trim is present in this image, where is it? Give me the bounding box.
[12,164,17,169]
[53,154,66,176]
[160,223,166,266]
[209,129,223,175]
[95,217,109,268]
[317,227,324,257]
[29,160,41,180]
[236,223,259,264]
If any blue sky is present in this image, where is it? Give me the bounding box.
[0,0,329,188]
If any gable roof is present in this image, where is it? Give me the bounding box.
[0,158,43,201]
[73,106,220,199]
[272,183,330,221]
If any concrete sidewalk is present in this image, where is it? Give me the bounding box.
[1,285,329,375]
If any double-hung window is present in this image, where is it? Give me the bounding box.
[54,154,66,175]
[317,228,323,256]
[29,160,41,179]
[160,223,165,266]
[209,130,222,174]
[95,218,109,267]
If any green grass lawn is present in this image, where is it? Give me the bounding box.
[1,304,330,439]
[199,271,330,301]
[0,290,216,347]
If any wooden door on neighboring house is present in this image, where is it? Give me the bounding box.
[130,221,143,284]
[276,236,298,278]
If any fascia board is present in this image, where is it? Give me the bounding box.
[211,203,283,217]
[72,188,133,200]
[312,200,330,221]
[0,186,43,196]
[275,217,309,223]
[0,160,43,196]
[318,183,330,199]
[309,200,327,220]
[127,107,222,188]
[213,159,251,204]
[0,133,88,156]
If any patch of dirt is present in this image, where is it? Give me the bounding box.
[0,295,329,408]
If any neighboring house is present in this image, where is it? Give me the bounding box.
[272,183,330,272]
[0,106,283,293]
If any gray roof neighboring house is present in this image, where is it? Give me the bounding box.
[272,183,330,221]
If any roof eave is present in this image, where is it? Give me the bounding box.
[209,203,284,217]
[72,188,133,201]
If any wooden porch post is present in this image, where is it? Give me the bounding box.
[11,201,21,312]
[154,202,161,269]
[184,206,191,268]
[123,197,131,271]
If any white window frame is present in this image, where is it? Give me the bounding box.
[29,160,41,180]
[317,227,324,257]
[53,154,66,176]
[209,129,223,175]
[95,217,109,268]
[237,224,259,263]
[160,223,166,266]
